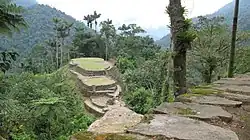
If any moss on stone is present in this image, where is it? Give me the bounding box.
[190,88,220,95]
[176,108,197,115]
[180,86,222,98]
[72,131,135,140]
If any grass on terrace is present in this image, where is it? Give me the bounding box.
[72,57,110,71]
[84,77,116,86]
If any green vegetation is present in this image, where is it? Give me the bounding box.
[0,67,95,139]
[179,87,221,98]
[125,88,154,114]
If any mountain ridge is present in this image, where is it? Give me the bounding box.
[13,0,37,7]
[156,0,250,48]
[0,3,83,53]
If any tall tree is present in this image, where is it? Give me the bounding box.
[53,18,60,69]
[83,15,91,28]
[100,19,116,60]
[190,16,230,83]
[228,0,240,78]
[53,18,73,68]
[167,0,195,96]
[92,11,101,32]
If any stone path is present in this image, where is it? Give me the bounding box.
[128,115,239,140]
[70,58,250,140]
[153,102,233,122]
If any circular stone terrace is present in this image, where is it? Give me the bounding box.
[71,57,111,71]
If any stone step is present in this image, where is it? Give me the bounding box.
[177,95,242,107]
[127,114,239,140]
[70,70,117,91]
[107,85,122,98]
[213,85,250,95]
[153,102,233,122]
[215,92,250,105]
[90,96,112,108]
[88,89,116,95]
[84,98,105,117]
[213,79,250,86]
[88,107,143,134]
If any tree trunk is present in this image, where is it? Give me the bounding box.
[228,0,240,78]
[168,0,188,97]
[60,38,64,67]
[56,42,59,69]
[50,51,54,71]
[68,49,70,61]
[105,37,109,61]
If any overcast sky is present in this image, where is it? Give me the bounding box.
[36,0,233,29]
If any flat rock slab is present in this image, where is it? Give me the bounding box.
[215,92,250,104]
[213,85,250,95]
[153,102,232,122]
[90,96,111,108]
[214,79,250,86]
[177,95,242,107]
[88,107,143,133]
[128,115,239,140]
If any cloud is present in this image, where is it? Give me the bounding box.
[36,0,233,28]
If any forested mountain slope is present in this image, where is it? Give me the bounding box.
[156,0,250,48]
[13,0,37,7]
[213,0,250,30]
[0,4,81,53]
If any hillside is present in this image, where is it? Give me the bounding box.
[156,0,250,48]
[13,0,37,7]
[0,3,82,53]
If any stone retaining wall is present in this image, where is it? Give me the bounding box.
[106,66,124,92]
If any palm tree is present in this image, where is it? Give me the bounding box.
[0,0,26,35]
[228,0,240,78]
[92,11,101,32]
[56,20,73,67]
[83,15,91,28]
[100,19,115,60]
[84,14,95,29]
[53,18,60,69]
[45,39,57,70]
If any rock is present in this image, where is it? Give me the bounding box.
[215,92,250,104]
[177,95,242,107]
[213,85,250,95]
[88,107,143,134]
[91,96,111,108]
[71,132,150,140]
[153,102,232,122]
[127,114,239,140]
[214,79,250,86]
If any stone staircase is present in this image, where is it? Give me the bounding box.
[70,59,250,140]
[69,58,124,117]
[126,75,250,140]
